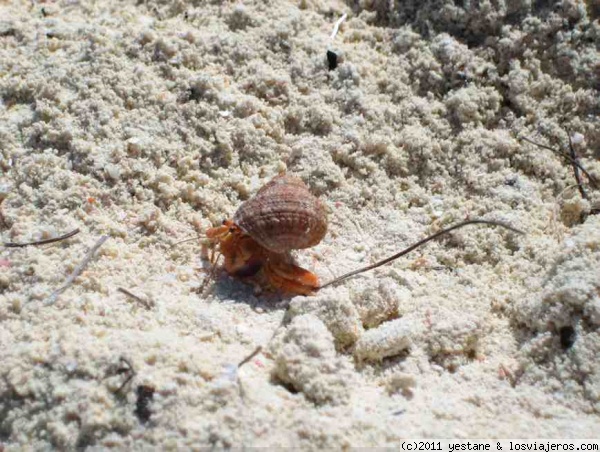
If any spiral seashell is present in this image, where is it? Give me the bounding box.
[233,174,328,254]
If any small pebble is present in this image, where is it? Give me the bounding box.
[135,385,155,423]
[327,50,338,70]
[559,326,576,350]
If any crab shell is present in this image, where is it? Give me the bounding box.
[233,174,328,254]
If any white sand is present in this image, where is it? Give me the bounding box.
[1,0,599,447]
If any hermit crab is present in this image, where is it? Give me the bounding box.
[200,174,521,295]
[202,174,326,294]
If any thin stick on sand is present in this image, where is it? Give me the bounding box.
[566,134,587,200]
[329,13,347,42]
[3,228,80,248]
[45,235,109,305]
[521,136,598,189]
[118,287,153,310]
[320,220,523,290]
[238,346,263,368]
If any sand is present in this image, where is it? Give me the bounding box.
[1,0,599,447]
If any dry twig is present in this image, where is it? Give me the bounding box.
[3,228,80,248]
[238,346,263,368]
[567,134,587,200]
[521,136,598,191]
[118,287,153,310]
[329,13,347,42]
[320,220,522,289]
[113,357,136,396]
[45,235,109,305]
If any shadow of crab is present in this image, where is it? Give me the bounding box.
[203,269,295,313]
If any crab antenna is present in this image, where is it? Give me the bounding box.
[319,219,523,290]
[170,236,205,248]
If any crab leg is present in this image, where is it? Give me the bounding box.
[263,256,319,295]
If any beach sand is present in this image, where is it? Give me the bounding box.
[1,0,599,447]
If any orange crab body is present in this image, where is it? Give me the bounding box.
[204,175,327,295]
